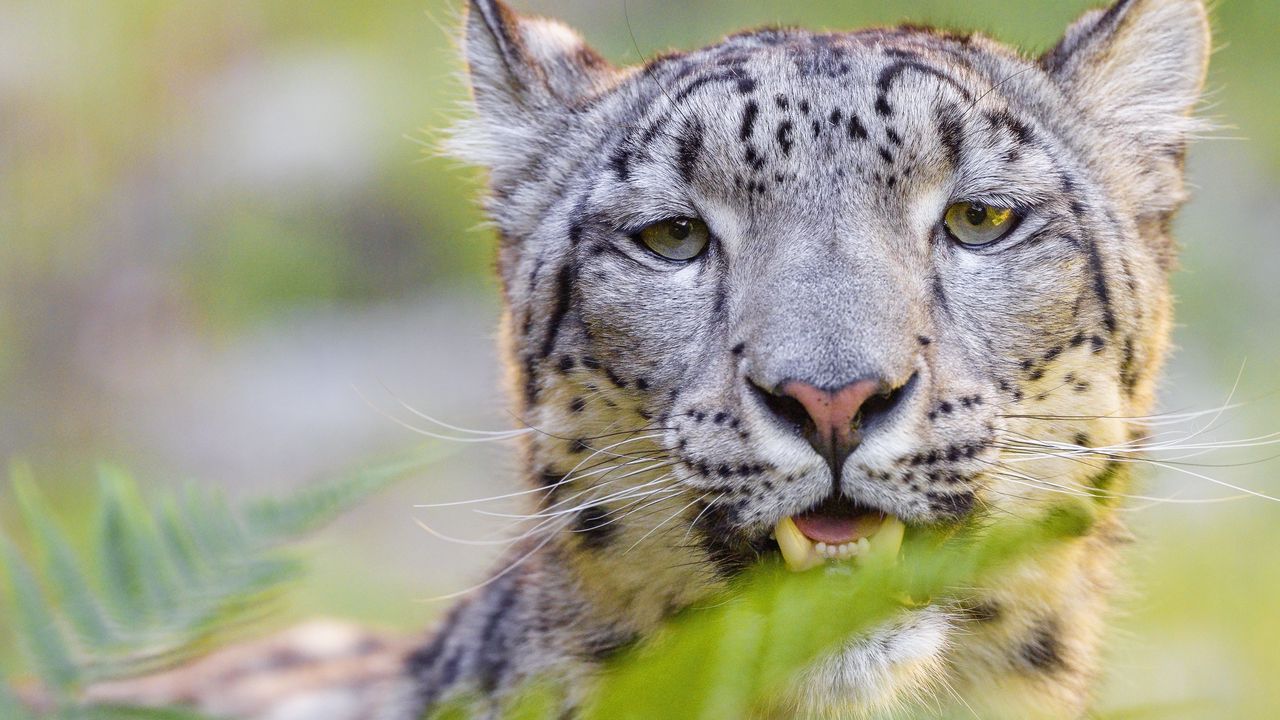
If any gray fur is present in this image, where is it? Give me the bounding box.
[405,1,1210,717]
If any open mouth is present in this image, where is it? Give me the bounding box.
[772,497,906,572]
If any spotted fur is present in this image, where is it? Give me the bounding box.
[405,1,1211,717]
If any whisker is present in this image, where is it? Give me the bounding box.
[622,493,709,556]
[416,515,571,603]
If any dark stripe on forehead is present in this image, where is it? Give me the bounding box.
[934,105,964,168]
[675,70,756,102]
[875,58,973,116]
[985,109,1035,146]
[677,119,705,183]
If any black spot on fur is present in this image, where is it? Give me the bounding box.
[582,630,639,664]
[537,466,563,486]
[874,94,892,117]
[605,367,628,389]
[1119,336,1138,394]
[610,147,631,181]
[928,491,975,519]
[1020,619,1067,673]
[691,502,764,578]
[569,397,585,413]
[964,601,1001,623]
[886,128,903,146]
[575,506,616,550]
[739,100,759,142]
[847,112,868,140]
[776,120,794,155]
[1090,462,1122,493]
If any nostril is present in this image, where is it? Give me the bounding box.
[748,380,815,439]
[859,371,918,429]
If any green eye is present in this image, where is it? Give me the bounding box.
[636,217,711,261]
[943,202,1020,246]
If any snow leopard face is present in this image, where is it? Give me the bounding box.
[419,1,1209,714]
[456,0,1206,577]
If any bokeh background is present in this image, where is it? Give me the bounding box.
[1,0,1277,716]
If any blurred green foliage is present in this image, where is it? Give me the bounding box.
[0,455,436,718]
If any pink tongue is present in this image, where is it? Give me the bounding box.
[792,513,882,544]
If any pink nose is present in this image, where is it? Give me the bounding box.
[778,379,882,472]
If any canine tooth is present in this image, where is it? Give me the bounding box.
[816,541,828,555]
[856,537,870,554]
[775,516,823,572]
[866,516,905,565]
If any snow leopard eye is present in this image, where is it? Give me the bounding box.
[942,202,1021,246]
[635,218,711,261]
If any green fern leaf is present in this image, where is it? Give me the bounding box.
[243,453,443,543]
[0,449,440,718]
[154,496,203,585]
[0,521,79,697]
[11,463,115,651]
[95,472,156,630]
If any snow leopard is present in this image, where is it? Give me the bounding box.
[405,0,1211,717]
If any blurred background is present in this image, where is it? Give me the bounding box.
[0,0,1276,716]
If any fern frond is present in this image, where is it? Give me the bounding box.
[0,520,79,699]
[11,463,115,651]
[0,448,442,718]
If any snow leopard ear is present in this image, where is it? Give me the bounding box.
[1042,0,1210,147]
[461,0,614,124]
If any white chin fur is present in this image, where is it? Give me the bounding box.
[791,607,951,719]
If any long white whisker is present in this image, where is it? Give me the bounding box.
[621,492,708,555]
[417,514,570,603]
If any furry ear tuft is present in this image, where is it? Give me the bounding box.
[451,0,615,171]
[1043,0,1211,225]
[1043,0,1210,146]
